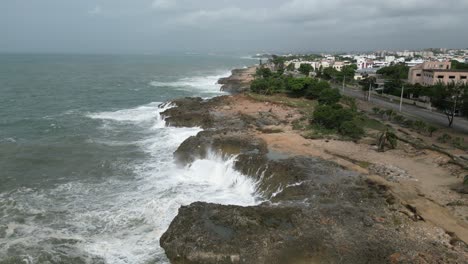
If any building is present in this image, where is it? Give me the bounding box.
[332,61,345,71]
[409,61,468,85]
[356,58,374,69]
[385,56,395,63]
[405,59,425,67]
[421,70,468,86]
[354,68,379,80]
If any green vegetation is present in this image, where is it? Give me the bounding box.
[249,64,383,141]
[377,130,398,152]
[437,133,468,150]
[298,63,313,76]
[318,88,341,105]
[451,60,468,70]
[371,107,439,137]
[286,63,295,71]
[320,65,357,82]
[377,64,410,79]
[250,66,332,98]
[311,104,364,139]
[246,93,316,110]
[429,82,468,127]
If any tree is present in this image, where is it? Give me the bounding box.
[377,64,409,79]
[270,55,286,71]
[336,65,357,82]
[383,79,404,96]
[305,80,330,99]
[255,67,272,78]
[451,60,468,70]
[298,63,313,76]
[461,92,468,118]
[286,77,309,94]
[360,76,377,100]
[430,82,467,127]
[318,88,341,105]
[312,105,354,129]
[377,130,398,152]
[322,67,339,80]
[286,63,295,72]
[339,121,364,139]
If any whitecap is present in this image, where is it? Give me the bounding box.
[149,71,231,93]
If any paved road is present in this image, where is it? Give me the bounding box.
[337,86,468,134]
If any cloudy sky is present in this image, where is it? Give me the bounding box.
[1,0,467,54]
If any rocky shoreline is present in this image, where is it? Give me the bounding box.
[158,69,468,263]
[217,66,257,94]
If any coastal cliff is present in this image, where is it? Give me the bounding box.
[158,69,468,263]
[217,66,257,94]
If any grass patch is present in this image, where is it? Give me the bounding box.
[302,124,337,139]
[247,93,317,111]
[353,115,387,132]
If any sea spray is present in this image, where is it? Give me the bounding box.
[0,102,261,264]
[149,71,231,93]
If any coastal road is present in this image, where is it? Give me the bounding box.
[337,86,468,134]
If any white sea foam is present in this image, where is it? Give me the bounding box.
[1,102,261,264]
[87,102,168,123]
[149,71,231,93]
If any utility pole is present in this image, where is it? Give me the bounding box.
[342,75,346,92]
[368,82,372,101]
[399,85,404,112]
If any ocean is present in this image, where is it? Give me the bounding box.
[0,54,261,263]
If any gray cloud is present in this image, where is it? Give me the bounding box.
[1,0,467,54]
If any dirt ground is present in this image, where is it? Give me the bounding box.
[216,93,468,245]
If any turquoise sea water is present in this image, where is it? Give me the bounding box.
[0,54,260,263]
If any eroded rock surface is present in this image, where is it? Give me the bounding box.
[218,67,256,94]
[159,95,468,264]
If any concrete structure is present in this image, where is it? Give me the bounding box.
[385,56,395,63]
[332,61,345,71]
[421,70,468,86]
[409,61,468,85]
[354,68,379,80]
[405,59,425,67]
[356,58,374,69]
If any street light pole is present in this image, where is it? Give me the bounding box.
[368,82,371,101]
[342,75,346,92]
[399,85,404,112]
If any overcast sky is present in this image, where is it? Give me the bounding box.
[1,0,468,54]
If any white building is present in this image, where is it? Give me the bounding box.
[332,61,345,71]
[385,56,395,63]
[405,59,425,67]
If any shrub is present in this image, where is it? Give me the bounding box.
[413,120,427,133]
[339,120,365,139]
[318,88,341,105]
[312,105,354,129]
[256,67,273,78]
[452,137,465,149]
[393,115,405,123]
[437,133,452,143]
[304,80,330,100]
[403,119,414,128]
[427,126,438,137]
[377,130,398,152]
[372,107,381,115]
[384,109,395,120]
[342,96,357,112]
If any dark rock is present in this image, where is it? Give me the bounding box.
[218,68,255,94]
[160,95,468,264]
[161,97,213,128]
